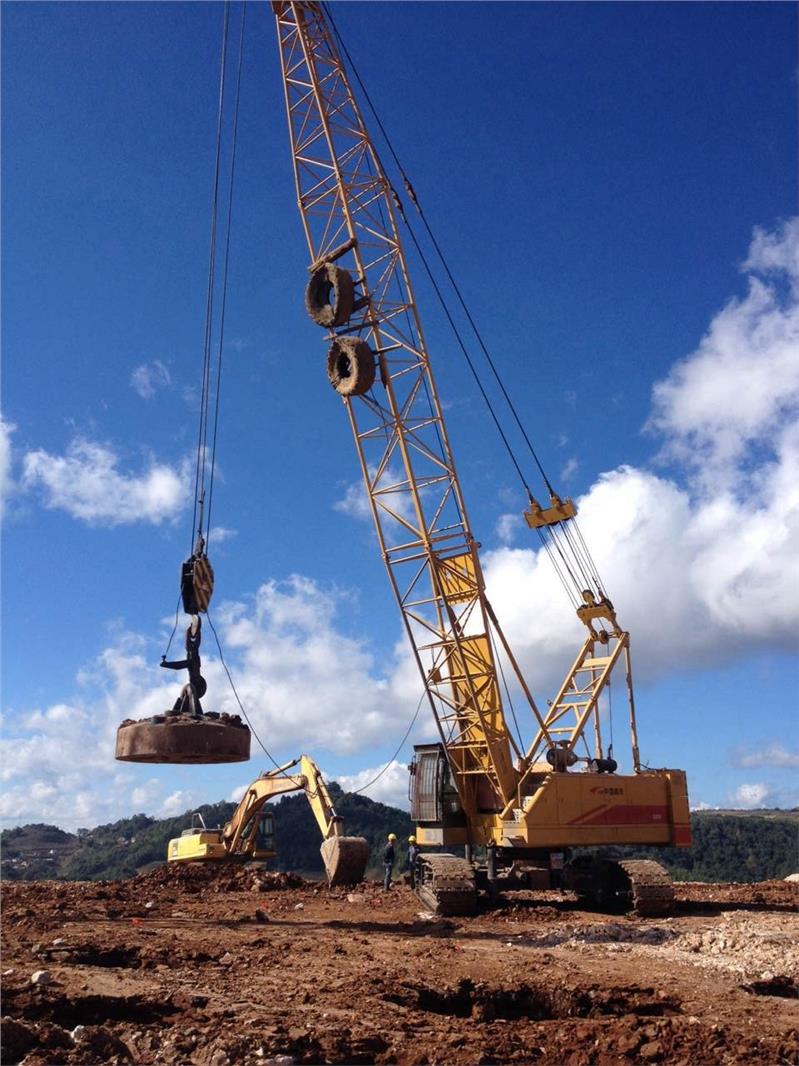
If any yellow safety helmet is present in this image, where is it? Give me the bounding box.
[388,833,397,841]
[408,835,416,843]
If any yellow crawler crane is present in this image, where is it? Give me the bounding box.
[167,754,370,886]
[272,2,690,915]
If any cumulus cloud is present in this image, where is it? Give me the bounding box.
[480,217,799,693]
[728,782,773,809]
[648,217,799,481]
[22,438,190,526]
[214,576,420,754]
[130,360,171,399]
[1,577,423,829]
[337,760,411,810]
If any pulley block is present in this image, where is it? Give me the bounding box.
[181,552,214,615]
[326,336,376,396]
[305,263,354,328]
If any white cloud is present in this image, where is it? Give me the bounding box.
[733,743,799,770]
[0,418,14,517]
[743,216,799,283]
[481,218,799,693]
[495,512,523,546]
[213,576,416,755]
[208,526,238,545]
[560,457,579,482]
[648,217,799,483]
[130,360,171,399]
[160,790,201,817]
[337,760,410,811]
[1,577,421,829]
[333,478,372,521]
[728,782,773,809]
[22,438,190,526]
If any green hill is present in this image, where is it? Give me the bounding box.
[0,784,413,883]
[1,797,795,884]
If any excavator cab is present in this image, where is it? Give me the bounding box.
[168,809,277,864]
[240,808,276,862]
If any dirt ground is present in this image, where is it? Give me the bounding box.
[2,866,797,1065]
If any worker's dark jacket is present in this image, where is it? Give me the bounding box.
[383,843,395,866]
[408,845,420,868]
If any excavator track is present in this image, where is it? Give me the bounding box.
[416,854,477,916]
[614,859,675,917]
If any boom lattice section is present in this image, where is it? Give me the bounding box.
[274,1,524,812]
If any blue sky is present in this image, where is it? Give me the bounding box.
[2,2,798,829]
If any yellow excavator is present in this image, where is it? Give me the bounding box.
[167,755,370,886]
[269,2,692,916]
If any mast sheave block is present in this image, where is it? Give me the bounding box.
[305,263,354,328]
[326,337,375,396]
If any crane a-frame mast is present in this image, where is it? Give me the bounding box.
[272,1,549,817]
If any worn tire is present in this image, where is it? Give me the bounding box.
[305,264,354,328]
[326,337,376,396]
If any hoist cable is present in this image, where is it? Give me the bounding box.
[571,519,607,595]
[206,611,310,782]
[162,589,184,660]
[490,628,525,756]
[323,2,555,500]
[207,609,422,800]
[191,1,231,552]
[205,1,247,545]
[325,5,617,615]
[350,688,426,796]
[402,219,533,497]
[607,677,614,759]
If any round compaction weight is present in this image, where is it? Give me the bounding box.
[305,263,354,328]
[326,336,376,396]
[115,715,251,764]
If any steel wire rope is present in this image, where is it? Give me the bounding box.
[321,4,532,500]
[323,3,552,496]
[162,590,184,660]
[349,688,426,796]
[324,4,616,609]
[205,612,321,794]
[205,0,247,545]
[489,627,525,757]
[207,610,423,801]
[191,1,231,551]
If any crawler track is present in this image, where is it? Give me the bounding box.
[616,859,675,917]
[416,854,477,916]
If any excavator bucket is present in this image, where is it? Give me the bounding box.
[320,836,369,886]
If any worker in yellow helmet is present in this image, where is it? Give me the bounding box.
[407,835,420,891]
[383,833,397,891]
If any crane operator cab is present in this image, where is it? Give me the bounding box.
[410,744,467,845]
